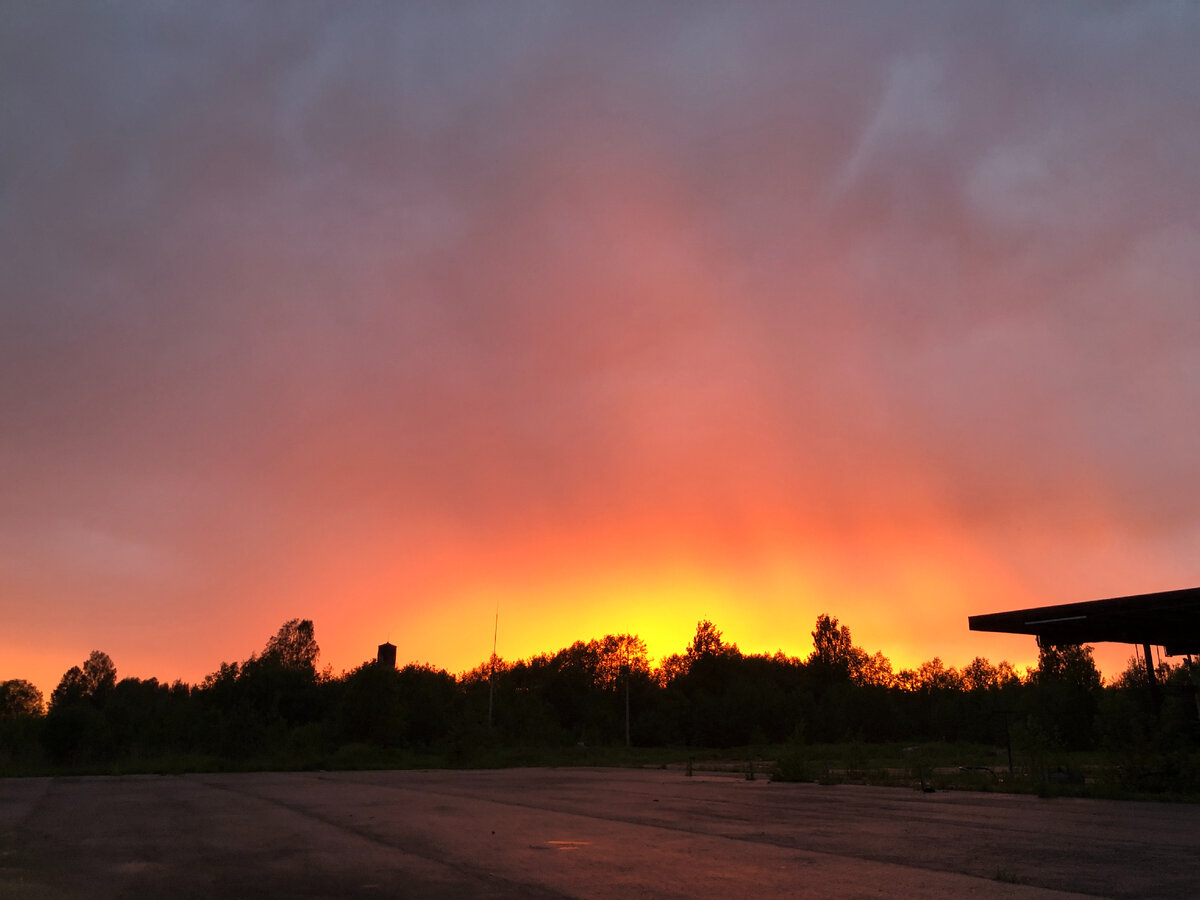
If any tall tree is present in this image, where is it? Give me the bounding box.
[594,634,650,690]
[1030,643,1103,749]
[960,657,997,692]
[1032,643,1102,691]
[807,615,865,680]
[49,651,117,709]
[688,620,730,660]
[856,651,896,688]
[915,657,963,692]
[263,619,320,674]
[0,679,44,718]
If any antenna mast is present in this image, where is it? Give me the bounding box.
[487,606,498,727]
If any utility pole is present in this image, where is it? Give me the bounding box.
[623,640,631,748]
[1188,655,1200,723]
[488,607,498,727]
[1143,642,1160,708]
[625,665,631,748]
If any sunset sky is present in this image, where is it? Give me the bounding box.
[4,2,1200,698]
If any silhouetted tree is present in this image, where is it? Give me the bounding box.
[263,618,320,675]
[1109,653,1173,691]
[199,661,241,701]
[1032,643,1102,691]
[0,679,45,767]
[41,652,118,762]
[338,659,406,747]
[1099,656,1200,760]
[11,610,1200,775]
[856,651,896,688]
[193,660,260,757]
[49,650,117,710]
[106,677,191,758]
[542,641,612,743]
[395,664,459,747]
[594,634,650,689]
[336,659,459,749]
[915,657,962,692]
[656,652,689,687]
[665,621,749,746]
[186,620,329,757]
[688,620,730,660]
[947,656,1024,745]
[1029,643,1103,749]
[807,615,866,682]
[961,657,996,692]
[239,619,324,729]
[0,679,44,718]
[50,667,87,708]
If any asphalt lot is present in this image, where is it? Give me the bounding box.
[2,767,1197,898]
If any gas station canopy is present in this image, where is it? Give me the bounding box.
[968,587,1200,657]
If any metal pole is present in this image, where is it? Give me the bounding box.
[1143,642,1160,708]
[1188,655,1200,723]
[625,668,631,748]
[1002,710,1013,774]
[488,609,498,727]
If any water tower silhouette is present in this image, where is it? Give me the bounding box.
[377,642,397,668]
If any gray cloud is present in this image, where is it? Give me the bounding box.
[3,2,1200,683]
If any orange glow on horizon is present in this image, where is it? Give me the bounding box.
[10,526,1150,702]
[5,5,1196,711]
[10,471,1169,702]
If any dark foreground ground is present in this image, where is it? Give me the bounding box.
[2,767,1197,898]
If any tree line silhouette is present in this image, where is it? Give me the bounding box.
[1,615,1197,771]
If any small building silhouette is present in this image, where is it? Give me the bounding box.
[377,642,397,669]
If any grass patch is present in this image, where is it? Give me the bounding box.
[5,738,1200,802]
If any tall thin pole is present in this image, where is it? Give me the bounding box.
[624,638,631,748]
[625,669,631,748]
[1143,642,1160,708]
[1188,655,1200,723]
[487,607,498,727]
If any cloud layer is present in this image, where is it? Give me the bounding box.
[3,2,1199,691]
